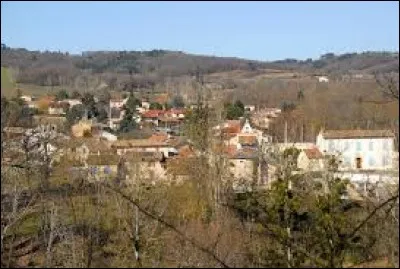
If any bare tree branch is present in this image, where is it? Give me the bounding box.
[103,182,231,268]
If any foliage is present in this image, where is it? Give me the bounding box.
[81,92,98,119]
[1,97,35,128]
[66,104,85,125]
[71,90,82,99]
[280,100,297,113]
[224,100,245,120]
[184,106,210,152]
[171,94,185,108]
[149,102,163,110]
[118,110,137,133]
[124,93,141,114]
[297,89,305,101]
[1,45,398,90]
[55,89,69,101]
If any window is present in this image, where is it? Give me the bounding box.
[356,157,362,169]
[369,141,373,151]
[383,140,389,151]
[368,156,375,166]
[344,156,351,167]
[343,141,349,151]
[382,155,390,166]
[356,141,362,151]
[329,141,335,152]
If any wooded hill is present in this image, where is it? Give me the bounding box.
[1,43,398,91]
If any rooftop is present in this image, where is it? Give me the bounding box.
[123,151,165,162]
[111,139,170,148]
[303,148,324,159]
[321,129,395,139]
[142,110,165,118]
[238,135,258,146]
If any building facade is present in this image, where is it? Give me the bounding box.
[316,129,395,171]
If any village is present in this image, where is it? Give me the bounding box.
[3,89,399,201]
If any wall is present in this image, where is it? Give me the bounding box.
[317,135,394,170]
[228,158,255,180]
[126,161,167,183]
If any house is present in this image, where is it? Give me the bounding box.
[123,152,167,183]
[224,146,264,192]
[297,148,325,171]
[165,109,186,119]
[108,118,123,131]
[99,130,118,141]
[63,99,82,107]
[64,137,115,161]
[33,115,67,131]
[225,119,263,148]
[166,156,199,183]
[136,107,146,114]
[109,98,128,110]
[244,105,256,112]
[20,95,33,102]
[277,142,316,152]
[316,129,395,171]
[48,102,68,115]
[141,110,165,126]
[86,154,120,182]
[111,139,178,157]
[26,101,39,109]
[157,117,182,130]
[141,101,150,110]
[317,76,329,83]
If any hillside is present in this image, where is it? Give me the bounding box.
[1,44,398,93]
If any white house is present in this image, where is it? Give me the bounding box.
[100,131,118,142]
[141,101,150,110]
[317,76,329,83]
[63,99,82,107]
[316,129,395,171]
[110,98,128,110]
[244,105,256,112]
[111,139,178,158]
[165,109,185,119]
[20,95,33,102]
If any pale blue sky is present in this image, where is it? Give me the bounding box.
[1,1,399,61]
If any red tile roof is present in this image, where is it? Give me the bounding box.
[222,120,241,134]
[304,148,324,159]
[142,110,165,118]
[238,135,257,145]
[223,145,238,158]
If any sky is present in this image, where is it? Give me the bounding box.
[1,1,399,61]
